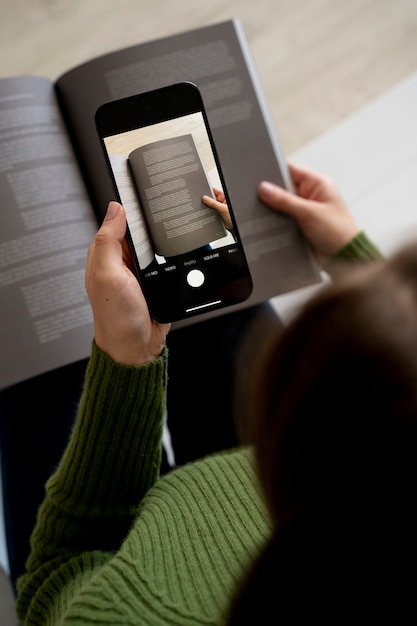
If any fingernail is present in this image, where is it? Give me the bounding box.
[258,181,275,197]
[258,180,275,198]
[106,201,120,220]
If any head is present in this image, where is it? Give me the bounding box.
[228,242,417,623]
[250,242,417,532]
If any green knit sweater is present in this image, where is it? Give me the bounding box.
[16,232,383,625]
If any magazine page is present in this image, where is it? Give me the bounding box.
[0,76,96,388]
[56,19,321,327]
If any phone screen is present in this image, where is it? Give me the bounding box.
[96,83,252,323]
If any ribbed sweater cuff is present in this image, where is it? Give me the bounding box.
[331,231,384,263]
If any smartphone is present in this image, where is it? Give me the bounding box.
[95,82,252,323]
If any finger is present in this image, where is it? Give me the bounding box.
[257,180,310,219]
[288,161,338,201]
[86,202,126,288]
[287,161,318,183]
[212,187,226,202]
[202,195,223,211]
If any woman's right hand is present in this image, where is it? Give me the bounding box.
[202,187,233,231]
[258,162,360,264]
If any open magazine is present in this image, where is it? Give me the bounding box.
[0,19,321,388]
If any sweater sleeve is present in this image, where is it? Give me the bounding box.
[323,231,384,277]
[331,231,384,263]
[324,231,384,275]
[16,341,168,625]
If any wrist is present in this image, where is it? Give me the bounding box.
[94,330,166,366]
[93,337,166,367]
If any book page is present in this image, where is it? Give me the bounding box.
[128,134,227,257]
[108,153,155,268]
[55,19,321,328]
[0,76,96,388]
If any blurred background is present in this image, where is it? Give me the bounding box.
[1,0,416,154]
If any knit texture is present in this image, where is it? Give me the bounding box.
[16,343,270,625]
[327,230,384,269]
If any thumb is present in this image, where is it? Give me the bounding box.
[86,202,126,290]
[101,200,126,236]
[258,181,310,219]
[105,200,121,221]
[94,201,127,253]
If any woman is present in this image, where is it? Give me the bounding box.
[16,163,383,624]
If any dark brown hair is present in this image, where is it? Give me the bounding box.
[229,242,417,621]
[254,245,417,528]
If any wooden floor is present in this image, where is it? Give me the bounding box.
[1,0,417,154]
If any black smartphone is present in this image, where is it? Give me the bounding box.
[95,82,252,323]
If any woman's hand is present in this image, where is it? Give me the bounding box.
[202,187,234,231]
[85,201,170,365]
[258,162,360,264]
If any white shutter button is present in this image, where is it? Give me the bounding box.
[186,269,205,287]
